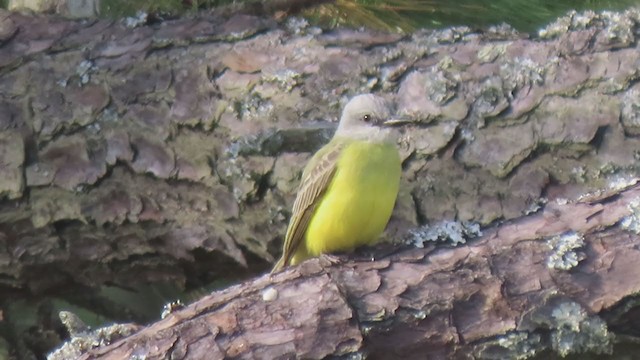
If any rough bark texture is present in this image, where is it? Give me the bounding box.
[1,5,640,358]
[64,181,640,359]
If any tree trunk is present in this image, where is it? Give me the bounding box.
[1,6,640,359]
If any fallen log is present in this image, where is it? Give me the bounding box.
[60,181,640,359]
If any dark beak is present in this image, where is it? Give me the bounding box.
[382,118,412,127]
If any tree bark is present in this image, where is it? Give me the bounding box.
[1,6,640,358]
[70,181,640,359]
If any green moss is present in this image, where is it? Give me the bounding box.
[3,0,638,34]
[306,0,640,33]
[99,0,234,18]
[99,0,182,17]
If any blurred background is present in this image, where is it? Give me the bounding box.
[0,0,638,32]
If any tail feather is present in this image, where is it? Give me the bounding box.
[270,256,287,273]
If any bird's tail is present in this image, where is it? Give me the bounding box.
[270,256,286,274]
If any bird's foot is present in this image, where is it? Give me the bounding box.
[318,253,349,267]
[318,251,378,268]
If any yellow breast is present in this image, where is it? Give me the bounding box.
[300,140,401,259]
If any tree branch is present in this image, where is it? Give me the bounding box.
[71,182,640,359]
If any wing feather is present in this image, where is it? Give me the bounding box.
[271,142,345,272]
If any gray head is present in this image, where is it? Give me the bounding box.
[335,94,398,141]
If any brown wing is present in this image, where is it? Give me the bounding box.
[271,141,344,272]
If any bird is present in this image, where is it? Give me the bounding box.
[272,94,404,272]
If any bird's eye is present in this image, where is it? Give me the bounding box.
[363,114,371,122]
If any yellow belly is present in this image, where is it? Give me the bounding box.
[292,140,401,264]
